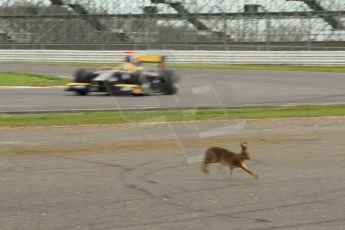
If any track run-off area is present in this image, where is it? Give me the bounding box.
[1,118,345,229]
[1,64,345,112]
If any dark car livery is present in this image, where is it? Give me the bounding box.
[65,55,179,96]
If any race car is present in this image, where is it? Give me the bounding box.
[65,55,179,96]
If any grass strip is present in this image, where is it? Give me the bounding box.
[0,72,69,86]
[1,105,345,127]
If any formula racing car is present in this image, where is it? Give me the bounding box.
[65,55,179,96]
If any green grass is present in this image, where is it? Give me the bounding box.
[0,72,69,86]
[1,104,345,127]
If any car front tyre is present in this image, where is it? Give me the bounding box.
[75,90,89,96]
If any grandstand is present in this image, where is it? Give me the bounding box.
[0,0,345,50]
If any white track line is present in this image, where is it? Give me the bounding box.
[0,141,24,145]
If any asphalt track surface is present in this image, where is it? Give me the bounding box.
[1,118,345,229]
[1,64,345,112]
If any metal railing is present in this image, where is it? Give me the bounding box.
[1,43,345,51]
[1,50,345,65]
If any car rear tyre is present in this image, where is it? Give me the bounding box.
[162,70,179,95]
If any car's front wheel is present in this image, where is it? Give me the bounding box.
[162,70,179,95]
[74,68,96,83]
[75,90,89,96]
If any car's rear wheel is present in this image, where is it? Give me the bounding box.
[162,70,179,95]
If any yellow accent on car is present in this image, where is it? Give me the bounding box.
[127,66,143,72]
[119,63,143,72]
[132,88,143,94]
[136,55,162,63]
[114,84,139,88]
[66,82,91,86]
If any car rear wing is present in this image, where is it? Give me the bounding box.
[135,55,165,63]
